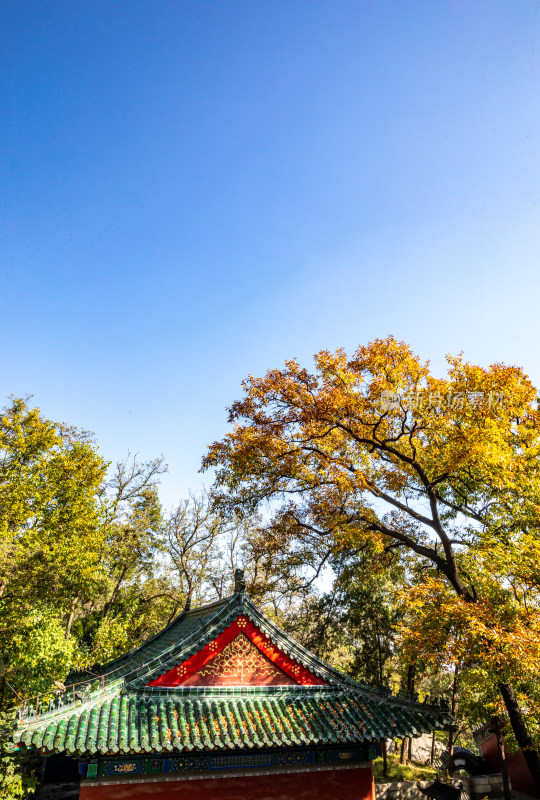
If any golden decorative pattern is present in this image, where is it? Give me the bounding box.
[112,762,138,774]
[198,633,284,683]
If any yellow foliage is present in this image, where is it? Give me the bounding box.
[204,336,540,745]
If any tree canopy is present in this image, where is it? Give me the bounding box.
[203,336,540,787]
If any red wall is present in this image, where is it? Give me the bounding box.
[506,749,537,798]
[80,765,374,800]
[480,734,538,798]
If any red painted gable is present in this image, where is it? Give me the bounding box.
[147,615,327,687]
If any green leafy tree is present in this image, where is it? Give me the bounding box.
[0,712,38,799]
[331,547,403,685]
[0,397,107,706]
[289,545,403,683]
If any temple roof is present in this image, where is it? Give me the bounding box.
[13,587,452,756]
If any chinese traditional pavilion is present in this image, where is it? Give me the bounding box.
[14,571,451,800]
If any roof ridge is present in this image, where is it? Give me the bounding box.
[124,595,242,688]
[240,598,448,713]
[240,596,367,690]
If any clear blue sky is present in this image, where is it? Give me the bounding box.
[2,1,540,508]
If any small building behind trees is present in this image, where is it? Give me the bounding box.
[14,571,451,800]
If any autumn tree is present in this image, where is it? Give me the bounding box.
[399,543,540,752]
[203,336,540,788]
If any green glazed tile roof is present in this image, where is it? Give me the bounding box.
[15,688,450,756]
[13,591,452,756]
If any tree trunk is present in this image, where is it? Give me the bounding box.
[65,596,79,639]
[0,670,7,707]
[499,682,540,792]
[400,737,407,764]
[405,663,416,764]
[407,663,416,696]
[377,634,384,685]
[381,739,388,778]
[493,716,512,800]
[447,728,455,765]
[447,663,459,766]
[103,566,128,616]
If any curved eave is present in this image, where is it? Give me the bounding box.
[14,687,452,758]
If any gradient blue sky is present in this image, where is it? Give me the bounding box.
[2,1,540,508]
